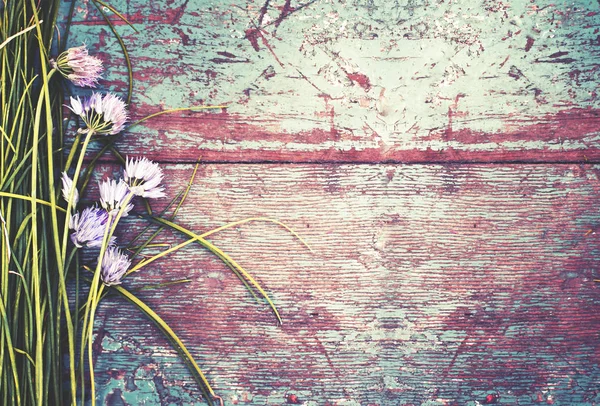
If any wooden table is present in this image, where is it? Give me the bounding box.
[68,0,600,404]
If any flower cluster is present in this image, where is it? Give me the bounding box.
[52,45,168,286]
[63,157,165,286]
[52,44,127,136]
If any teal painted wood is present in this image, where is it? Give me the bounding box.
[88,164,600,405]
[62,0,600,163]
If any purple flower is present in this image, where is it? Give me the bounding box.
[100,246,131,286]
[68,92,128,135]
[69,206,115,248]
[61,172,79,206]
[124,157,165,199]
[51,44,103,87]
[98,178,133,216]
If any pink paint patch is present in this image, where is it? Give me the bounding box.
[245,28,261,51]
[286,394,300,404]
[346,72,372,91]
[525,36,535,52]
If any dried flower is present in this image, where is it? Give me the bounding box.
[100,246,131,286]
[68,92,128,135]
[124,157,165,198]
[61,172,79,206]
[69,206,115,248]
[51,44,103,87]
[98,178,133,216]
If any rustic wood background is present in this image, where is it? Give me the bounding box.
[65,0,600,404]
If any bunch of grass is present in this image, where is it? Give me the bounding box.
[1,1,310,405]
[1,1,68,404]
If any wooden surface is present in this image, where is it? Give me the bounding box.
[64,0,600,404]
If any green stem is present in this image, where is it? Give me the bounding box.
[63,133,81,173]
[150,217,284,323]
[61,129,94,262]
[62,130,95,406]
[126,106,226,131]
[78,211,112,406]
[87,284,105,406]
[81,191,133,405]
[0,192,66,212]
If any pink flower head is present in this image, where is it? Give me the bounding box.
[124,157,165,199]
[68,92,128,135]
[100,246,131,286]
[51,44,103,87]
[69,206,115,248]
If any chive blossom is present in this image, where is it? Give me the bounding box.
[100,246,131,286]
[98,178,134,217]
[51,44,103,87]
[68,92,128,135]
[124,156,165,199]
[69,206,115,248]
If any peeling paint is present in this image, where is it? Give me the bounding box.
[62,0,600,162]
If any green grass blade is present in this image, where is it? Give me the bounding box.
[128,161,201,259]
[201,217,313,252]
[92,1,134,103]
[92,0,139,33]
[0,292,21,405]
[112,285,216,406]
[27,6,47,400]
[126,106,226,130]
[150,216,283,324]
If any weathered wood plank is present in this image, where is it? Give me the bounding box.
[88,163,600,405]
[63,0,600,163]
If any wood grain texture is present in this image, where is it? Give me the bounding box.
[63,0,600,163]
[55,0,600,404]
[87,164,600,405]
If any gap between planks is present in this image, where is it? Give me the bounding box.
[88,158,600,165]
